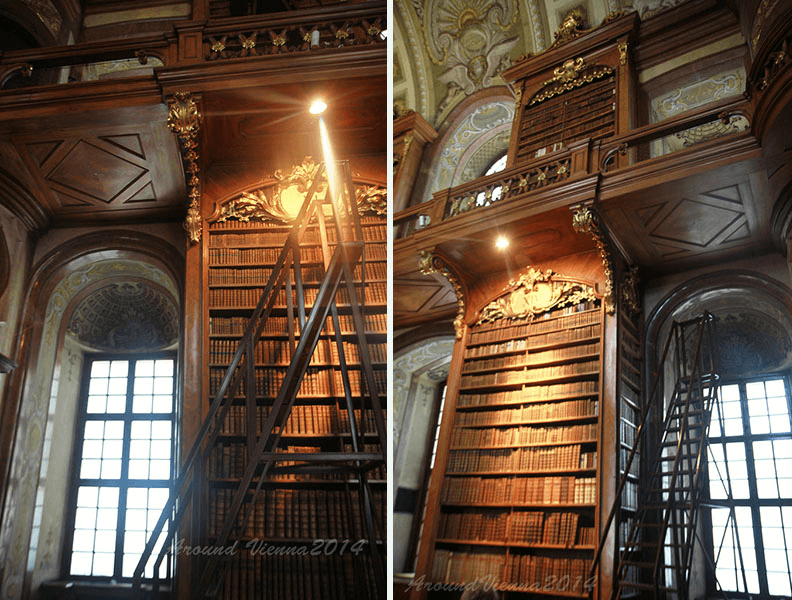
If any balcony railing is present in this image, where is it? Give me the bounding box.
[0,2,385,90]
[395,96,752,240]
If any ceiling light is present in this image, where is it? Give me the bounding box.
[309,99,327,115]
[495,236,509,250]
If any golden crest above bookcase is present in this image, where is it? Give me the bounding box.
[214,157,387,223]
[478,267,598,324]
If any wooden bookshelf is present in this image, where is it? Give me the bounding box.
[417,283,604,599]
[616,306,642,584]
[204,207,386,600]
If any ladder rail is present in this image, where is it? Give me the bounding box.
[131,161,386,599]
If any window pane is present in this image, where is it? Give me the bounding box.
[154,359,173,377]
[70,552,93,576]
[76,486,98,508]
[72,356,175,580]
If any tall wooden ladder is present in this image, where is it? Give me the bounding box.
[592,313,719,600]
[129,160,386,599]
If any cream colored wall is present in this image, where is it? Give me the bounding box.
[28,335,83,600]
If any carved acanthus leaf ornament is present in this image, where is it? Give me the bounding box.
[571,204,615,314]
[478,268,597,324]
[420,251,466,339]
[167,92,203,243]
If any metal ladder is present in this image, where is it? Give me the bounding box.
[592,313,719,600]
[130,160,386,599]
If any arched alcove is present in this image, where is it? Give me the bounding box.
[0,232,183,600]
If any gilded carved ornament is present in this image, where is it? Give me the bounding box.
[167,92,203,244]
[419,251,466,339]
[571,204,615,314]
[619,41,628,67]
[218,158,386,223]
[549,7,588,48]
[530,57,613,105]
[477,268,597,324]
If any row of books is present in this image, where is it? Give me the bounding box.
[455,399,598,426]
[216,405,384,437]
[208,339,387,367]
[446,445,595,474]
[210,443,384,481]
[214,546,379,600]
[208,486,385,540]
[450,423,598,447]
[457,381,599,408]
[462,342,601,374]
[208,366,387,398]
[430,549,503,587]
[209,313,387,336]
[209,245,324,263]
[469,306,600,345]
[464,325,600,358]
[438,510,591,547]
[441,476,597,505]
[505,555,589,592]
[208,261,388,286]
[460,360,599,388]
[208,283,387,308]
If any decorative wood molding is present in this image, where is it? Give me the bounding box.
[167,91,202,244]
[477,267,597,324]
[571,203,615,314]
[419,251,466,339]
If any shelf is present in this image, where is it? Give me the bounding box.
[459,370,600,392]
[455,413,598,428]
[448,439,597,451]
[462,352,601,375]
[445,468,597,477]
[440,502,597,509]
[436,538,595,551]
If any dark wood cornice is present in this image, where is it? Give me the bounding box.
[0,77,164,121]
[394,111,437,144]
[633,0,743,73]
[501,12,639,85]
[154,44,385,94]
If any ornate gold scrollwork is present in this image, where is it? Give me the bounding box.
[477,268,597,324]
[571,204,615,314]
[218,157,386,223]
[420,251,466,339]
[167,92,202,244]
[531,57,614,106]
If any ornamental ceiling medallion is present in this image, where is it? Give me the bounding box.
[478,267,597,324]
[423,0,520,111]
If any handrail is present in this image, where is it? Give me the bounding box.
[589,313,717,597]
[131,161,386,598]
[394,96,753,241]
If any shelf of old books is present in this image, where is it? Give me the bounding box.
[421,273,604,599]
[203,206,386,600]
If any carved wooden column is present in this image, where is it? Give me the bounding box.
[394,110,438,214]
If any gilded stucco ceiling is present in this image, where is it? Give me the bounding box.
[394,0,692,127]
